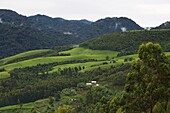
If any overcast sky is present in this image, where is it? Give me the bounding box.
[0,0,170,27]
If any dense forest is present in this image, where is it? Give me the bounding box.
[80,30,170,56]
[0,23,83,58]
[0,60,130,107]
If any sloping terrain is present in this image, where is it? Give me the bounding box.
[80,30,170,56]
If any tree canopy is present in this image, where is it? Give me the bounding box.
[123,42,170,113]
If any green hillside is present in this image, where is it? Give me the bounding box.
[0,49,51,65]
[80,30,170,56]
[0,47,118,71]
[0,47,120,80]
[0,47,169,79]
[0,8,170,113]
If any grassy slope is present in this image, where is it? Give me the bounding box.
[0,98,50,113]
[0,47,118,71]
[0,49,51,65]
[0,47,118,79]
[0,47,169,79]
[0,72,10,79]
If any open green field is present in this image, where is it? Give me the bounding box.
[0,47,118,71]
[0,47,169,79]
[60,47,118,58]
[0,49,51,66]
[0,71,10,79]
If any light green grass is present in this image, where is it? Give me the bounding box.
[0,49,51,65]
[60,47,118,59]
[0,102,33,111]
[116,54,138,62]
[49,61,110,73]
[0,47,118,71]
[165,52,170,56]
[0,72,10,79]
[0,56,97,71]
[0,47,169,78]
[50,53,139,73]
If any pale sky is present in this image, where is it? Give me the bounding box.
[0,0,170,27]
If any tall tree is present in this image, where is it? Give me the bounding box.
[124,42,170,113]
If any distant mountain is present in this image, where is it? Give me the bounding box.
[0,23,83,58]
[153,21,170,29]
[0,9,144,57]
[0,9,143,37]
[92,17,142,33]
[79,19,92,25]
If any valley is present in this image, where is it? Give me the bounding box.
[0,9,169,113]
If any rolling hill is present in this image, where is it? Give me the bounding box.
[0,9,144,58]
[80,29,170,56]
[0,46,169,112]
[0,9,170,113]
[153,21,170,29]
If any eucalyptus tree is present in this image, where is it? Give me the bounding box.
[124,42,170,113]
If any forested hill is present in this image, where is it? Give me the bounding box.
[0,23,83,58]
[153,21,170,30]
[0,9,144,58]
[80,30,170,56]
[0,9,143,39]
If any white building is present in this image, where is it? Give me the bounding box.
[91,81,96,84]
[86,83,92,86]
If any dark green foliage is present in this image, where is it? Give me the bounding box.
[112,60,116,63]
[102,62,108,65]
[0,23,83,58]
[0,68,89,107]
[80,30,170,56]
[106,56,110,60]
[124,57,134,62]
[0,62,130,108]
[108,93,125,113]
[0,68,5,72]
[80,87,122,113]
[123,42,170,112]
[124,58,128,62]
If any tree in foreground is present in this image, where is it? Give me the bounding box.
[123,42,170,113]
